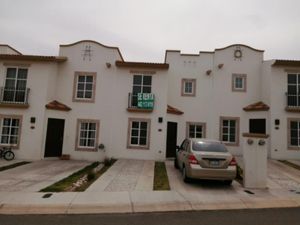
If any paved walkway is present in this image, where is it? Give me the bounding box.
[0,158,300,214]
[0,160,90,192]
[87,159,154,192]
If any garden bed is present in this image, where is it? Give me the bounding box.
[40,158,116,192]
[153,161,170,191]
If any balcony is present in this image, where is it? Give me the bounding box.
[0,87,30,108]
[286,92,300,112]
[127,92,154,113]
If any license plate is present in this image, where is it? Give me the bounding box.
[210,160,219,166]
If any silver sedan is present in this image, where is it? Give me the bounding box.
[174,138,237,185]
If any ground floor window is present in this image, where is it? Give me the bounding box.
[186,122,206,138]
[220,117,239,146]
[127,118,151,149]
[76,119,99,151]
[288,118,300,149]
[0,115,22,148]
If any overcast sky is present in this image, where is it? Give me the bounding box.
[1,0,299,62]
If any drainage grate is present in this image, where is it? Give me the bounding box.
[42,193,53,198]
[244,190,255,195]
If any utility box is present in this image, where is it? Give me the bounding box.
[242,133,269,189]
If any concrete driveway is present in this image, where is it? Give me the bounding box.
[0,160,90,192]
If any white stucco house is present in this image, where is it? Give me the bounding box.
[0,41,299,161]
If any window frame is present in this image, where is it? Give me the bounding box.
[0,115,22,149]
[186,122,206,139]
[181,79,196,96]
[127,118,151,150]
[75,119,100,151]
[232,74,247,92]
[73,71,97,103]
[287,118,300,150]
[220,116,240,146]
[131,74,152,107]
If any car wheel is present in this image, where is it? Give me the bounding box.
[182,166,190,183]
[174,157,179,169]
[224,180,233,185]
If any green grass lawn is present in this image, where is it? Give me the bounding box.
[153,161,170,191]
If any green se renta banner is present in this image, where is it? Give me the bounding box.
[137,93,154,109]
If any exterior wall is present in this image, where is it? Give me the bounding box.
[0,61,59,160]
[51,41,168,161]
[265,63,300,159]
[0,45,21,55]
[166,46,265,156]
[1,41,299,161]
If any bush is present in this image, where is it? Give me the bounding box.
[87,172,95,181]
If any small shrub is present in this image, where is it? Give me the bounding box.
[104,157,112,167]
[87,172,95,181]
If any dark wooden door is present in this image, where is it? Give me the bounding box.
[166,122,178,158]
[44,118,65,157]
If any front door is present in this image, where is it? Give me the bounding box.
[166,122,178,158]
[44,118,65,157]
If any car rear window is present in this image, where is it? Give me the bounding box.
[192,141,228,152]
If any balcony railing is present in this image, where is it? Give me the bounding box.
[128,92,154,112]
[0,87,30,105]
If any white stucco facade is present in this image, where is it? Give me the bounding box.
[0,41,299,161]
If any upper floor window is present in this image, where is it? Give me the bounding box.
[181,79,196,96]
[73,72,96,102]
[0,115,22,148]
[186,122,206,138]
[220,117,239,146]
[131,75,152,107]
[287,73,300,107]
[232,74,246,92]
[2,67,28,103]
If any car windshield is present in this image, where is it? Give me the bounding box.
[192,141,228,152]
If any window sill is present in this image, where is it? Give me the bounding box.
[0,103,29,108]
[285,106,300,112]
[223,142,239,147]
[242,133,269,138]
[127,145,150,150]
[75,147,97,152]
[127,108,153,113]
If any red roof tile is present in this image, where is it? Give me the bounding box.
[243,101,269,111]
[167,105,184,115]
[45,100,71,111]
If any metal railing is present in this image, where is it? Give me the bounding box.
[286,92,300,107]
[0,87,30,104]
[128,92,155,109]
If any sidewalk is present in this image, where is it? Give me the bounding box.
[0,158,300,214]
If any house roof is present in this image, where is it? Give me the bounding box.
[45,100,71,111]
[215,44,264,52]
[0,54,67,62]
[115,60,169,69]
[243,101,270,111]
[272,60,300,67]
[167,105,184,115]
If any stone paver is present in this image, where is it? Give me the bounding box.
[0,160,90,192]
[87,159,154,192]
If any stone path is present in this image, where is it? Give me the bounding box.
[86,159,154,192]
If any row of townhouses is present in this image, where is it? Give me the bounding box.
[0,40,299,161]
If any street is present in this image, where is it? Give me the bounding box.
[1,208,300,225]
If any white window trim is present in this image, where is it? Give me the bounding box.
[0,115,22,149]
[186,122,206,138]
[76,119,99,151]
[181,79,196,96]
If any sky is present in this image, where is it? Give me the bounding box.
[0,0,300,62]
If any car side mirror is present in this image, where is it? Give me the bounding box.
[176,145,180,151]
